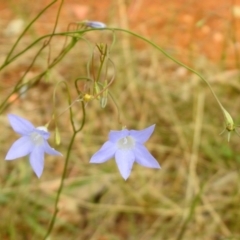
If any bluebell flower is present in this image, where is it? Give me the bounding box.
[85,20,106,29]
[5,114,62,178]
[90,125,160,180]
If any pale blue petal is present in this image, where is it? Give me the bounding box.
[86,21,106,28]
[29,146,45,178]
[115,149,135,180]
[43,141,62,156]
[109,129,129,143]
[130,125,155,144]
[5,136,33,160]
[90,141,116,163]
[133,143,160,168]
[8,114,35,135]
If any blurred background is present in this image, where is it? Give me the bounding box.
[1,0,240,239]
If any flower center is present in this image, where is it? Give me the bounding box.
[30,132,44,145]
[117,136,135,150]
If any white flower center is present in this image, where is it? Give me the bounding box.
[117,136,135,150]
[30,127,48,146]
[36,126,48,132]
[30,131,44,146]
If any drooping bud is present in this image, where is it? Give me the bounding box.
[100,95,108,108]
[100,80,108,108]
[84,20,106,29]
[94,83,101,100]
[222,108,235,142]
[223,108,235,131]
[55,126,61,145]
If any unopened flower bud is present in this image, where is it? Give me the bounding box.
[85,21,106,29]
[83,94,94,102]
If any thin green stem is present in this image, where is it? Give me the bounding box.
[43,132,76,240]
[48,37,77,68]
[3,0,58,64]
[0,42,47,113]
[46,0,64,45]
[44,95,85,239]
[3,23,227,117]
[0,38,77,113]
[0,29,93,70]
[96,55,105,83]
[110,28,227,115]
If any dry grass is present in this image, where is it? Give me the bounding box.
[1,1,240,240]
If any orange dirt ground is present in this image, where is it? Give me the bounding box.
[1,0,240,67]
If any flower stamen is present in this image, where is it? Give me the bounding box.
[30,132,44,145]
[117,136,135,150]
